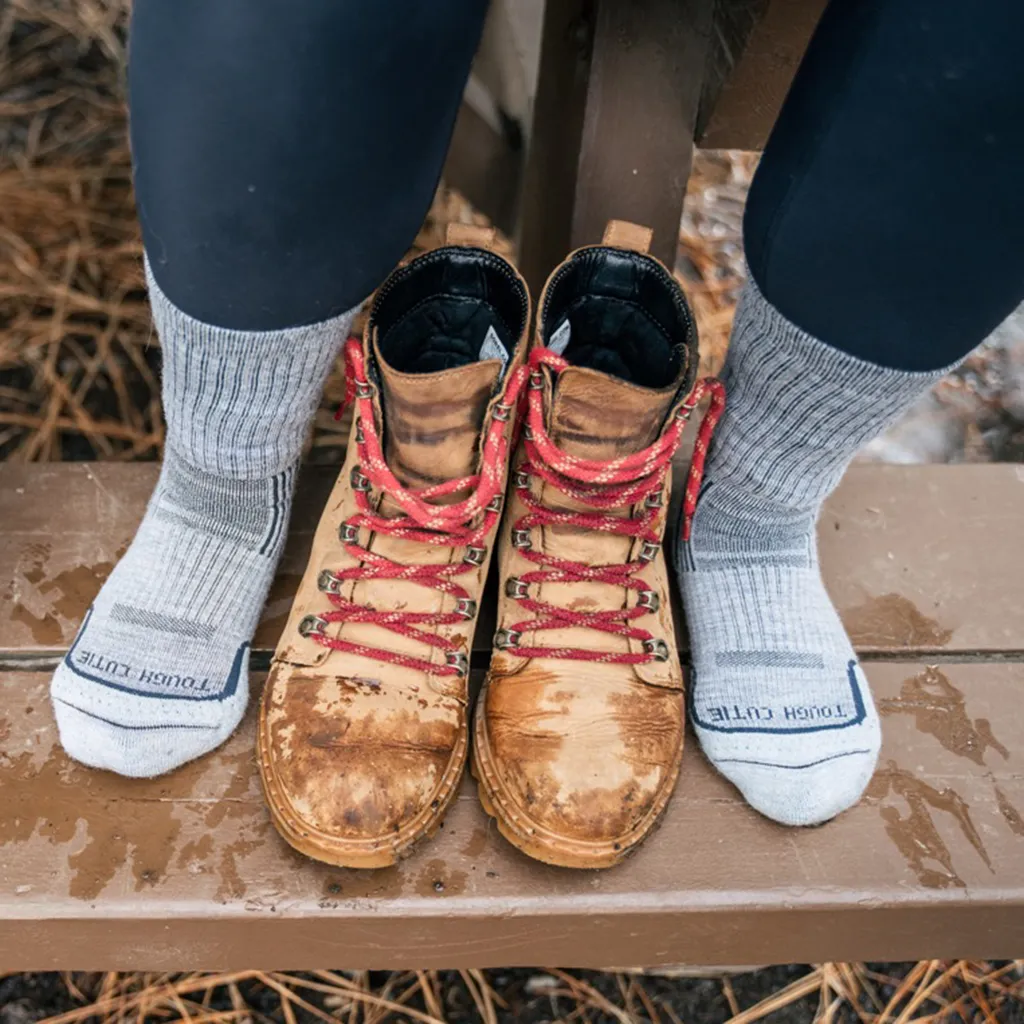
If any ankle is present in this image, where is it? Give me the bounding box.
[147,261,356,480]
[687,479,820,566]
[152,449,295,556]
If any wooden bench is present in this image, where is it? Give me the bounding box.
[446,0,828,291]
[2,460,1023,969]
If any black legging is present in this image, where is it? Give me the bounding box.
[130,0,1024,372]
[129,0,490,330]
[745,0,1024,371]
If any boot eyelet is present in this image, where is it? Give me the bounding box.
[317,569,342,594]
[643,638,670,661]
[505,576,529,599]
[350,466,372,492]
[339,522,360,544]
[494,628,521,650]
[446,651,469,677]
[354,418,365,444]
[523,425,535,441]
[298,614,328,638]
[637,589,660,612]
[512,528,532,550]
[454,598,477,620]
[463,545,487,567]
[485,494,504,514]
[528,370,543,390]
[515,469,531,490]
[644,491,664,510]
[676,395,698,420]
[492,401,512,423]
[637,540,659,563]
[354,379,373,399]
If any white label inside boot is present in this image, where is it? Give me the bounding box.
[480,324,509,371]
[549,318,572,355]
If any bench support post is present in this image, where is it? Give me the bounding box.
[519,0,714,293]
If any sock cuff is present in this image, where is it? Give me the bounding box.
[709,276,961,507]
[146,258,360,477]
[730,274,961,403]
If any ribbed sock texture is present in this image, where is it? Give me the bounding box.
[677,277,957,825]
[51,261,357,777]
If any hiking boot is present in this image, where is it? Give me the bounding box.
[258,226,530,867]
[472,221,724,868]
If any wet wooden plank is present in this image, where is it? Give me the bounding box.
[0,463,333,656]
[819,464,1024,656]
[0,661,1022,968]
[2,463,1022,660]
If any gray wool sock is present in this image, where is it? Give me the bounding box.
[51,262,357,777]
[677,277,958,825]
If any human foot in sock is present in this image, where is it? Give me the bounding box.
[50,265,356,778]
[676,277,956,826]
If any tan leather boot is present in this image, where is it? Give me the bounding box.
[259,227,530,867]
[473,221,724,868]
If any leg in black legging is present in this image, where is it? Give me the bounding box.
[744,0,1024,371]
[129,0,489,329]
[53,0,489,778]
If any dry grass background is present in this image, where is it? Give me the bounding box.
[2,2,1024,1022]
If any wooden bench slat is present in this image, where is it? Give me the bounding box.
[697,0,828,150]
[2,463,1022,658]
[1,661,1022,968]
[819,464,1024,655]
[0,463,331,657]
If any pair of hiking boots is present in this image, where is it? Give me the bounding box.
[258,220,724,870]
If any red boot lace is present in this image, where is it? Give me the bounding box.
[498,347,725,664]
[300,337,528,677]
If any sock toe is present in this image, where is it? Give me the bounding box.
[52,687,242,778]
[715,748,879,826]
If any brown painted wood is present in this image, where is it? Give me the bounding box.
[1,661,1022,968]
[519,0,715,291]
[3,463,1022,660]
[516,0,824,293]
[443,100,523,238]
[695,0,768,144]
[517,0,820,292]
[569,0,714,267]
[698,0,828,150]
[516,0,596,296]
[818,465,1024,657]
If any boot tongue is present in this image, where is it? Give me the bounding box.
[548,365,678,461]
[374,338,502,490]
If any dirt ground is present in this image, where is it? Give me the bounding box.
[2,965,1023,1024]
